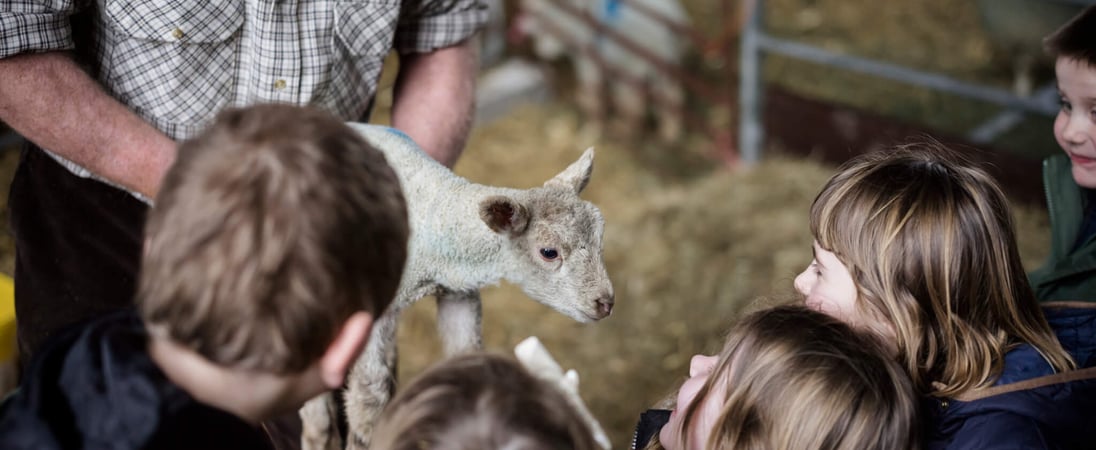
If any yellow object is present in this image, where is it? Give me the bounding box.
[0,273,15,364]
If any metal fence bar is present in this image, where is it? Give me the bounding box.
[737,0,1075,164]
[968,83,1059,144]
[738,0,764,165]
[754,33,1060,116]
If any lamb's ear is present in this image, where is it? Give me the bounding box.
[544,147,594,194]
[479,195,530,235]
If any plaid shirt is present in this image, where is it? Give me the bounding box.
[0,0,486,198]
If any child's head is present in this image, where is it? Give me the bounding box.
[138,104,409,376]
[658,305,917,450]
[1045,4,1096,188]
[370,352,600,450]
[798,144,1073,396]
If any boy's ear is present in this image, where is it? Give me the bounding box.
[319,312,373,389]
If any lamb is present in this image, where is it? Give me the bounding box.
[299,124,615,450]
[513,0,690,142]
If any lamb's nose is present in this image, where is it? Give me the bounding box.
[595,293,614,319]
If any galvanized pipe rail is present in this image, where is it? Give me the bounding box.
[738,0,1075,165]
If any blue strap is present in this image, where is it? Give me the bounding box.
[596,0,624,50]
[603,0,623,23]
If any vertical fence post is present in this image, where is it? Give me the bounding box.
[738,0,764,166]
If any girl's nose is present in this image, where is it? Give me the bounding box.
[794,270,809,295]
[689,354,718,378]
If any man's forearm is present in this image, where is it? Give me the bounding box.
[391,39,479,168]
[0,52,175,199]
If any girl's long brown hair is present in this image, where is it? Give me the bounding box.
[371,352,598,450]
[809,144,1074,397]
[654,305,918,450]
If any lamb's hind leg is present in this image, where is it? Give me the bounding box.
[344,311,399,450]
[300,392,343,450]
[436,290,483,356]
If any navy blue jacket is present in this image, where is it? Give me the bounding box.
[0,310,275,450]
[632,408,670,449]
[925,304,1096,449]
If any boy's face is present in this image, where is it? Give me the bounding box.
[1055,57,1096,189]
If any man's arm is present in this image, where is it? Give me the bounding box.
[390,38,479,168]
[0,52,175,199]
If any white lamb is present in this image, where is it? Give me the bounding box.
[299,125,615,450]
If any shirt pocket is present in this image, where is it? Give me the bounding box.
[103,1,244,133]
[326,0,400,119]
[334,0,400,57]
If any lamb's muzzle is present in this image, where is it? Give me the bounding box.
[594,292,614,318]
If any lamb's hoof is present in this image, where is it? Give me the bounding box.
[346,432,371,450]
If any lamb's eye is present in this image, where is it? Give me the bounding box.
[539,248,559,261]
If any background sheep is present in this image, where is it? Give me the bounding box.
[299,125,614,450]
[513,0,690,142]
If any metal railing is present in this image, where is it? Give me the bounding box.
[738,0,1090,165]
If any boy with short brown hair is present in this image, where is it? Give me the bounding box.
[0,103,409,449]
[1030,4,1096,301]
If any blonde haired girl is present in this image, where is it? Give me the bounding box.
[633,305,918,450]
[796,144,1096,448]
[371,352,599,450]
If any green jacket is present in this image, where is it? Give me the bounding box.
[1028,154,1096,302]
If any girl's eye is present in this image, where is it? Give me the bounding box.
[539,248,559,261]
[1060,97,1073,113]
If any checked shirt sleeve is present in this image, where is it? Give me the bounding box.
[395,0,488,54]
[0,0,81,59]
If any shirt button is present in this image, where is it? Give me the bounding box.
[171,27,184,40]
[273,79,287,90]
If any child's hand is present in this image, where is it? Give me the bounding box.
[514,336,611,450]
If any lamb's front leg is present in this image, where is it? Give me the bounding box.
[344,310,399,450]
[436,290,483,355]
